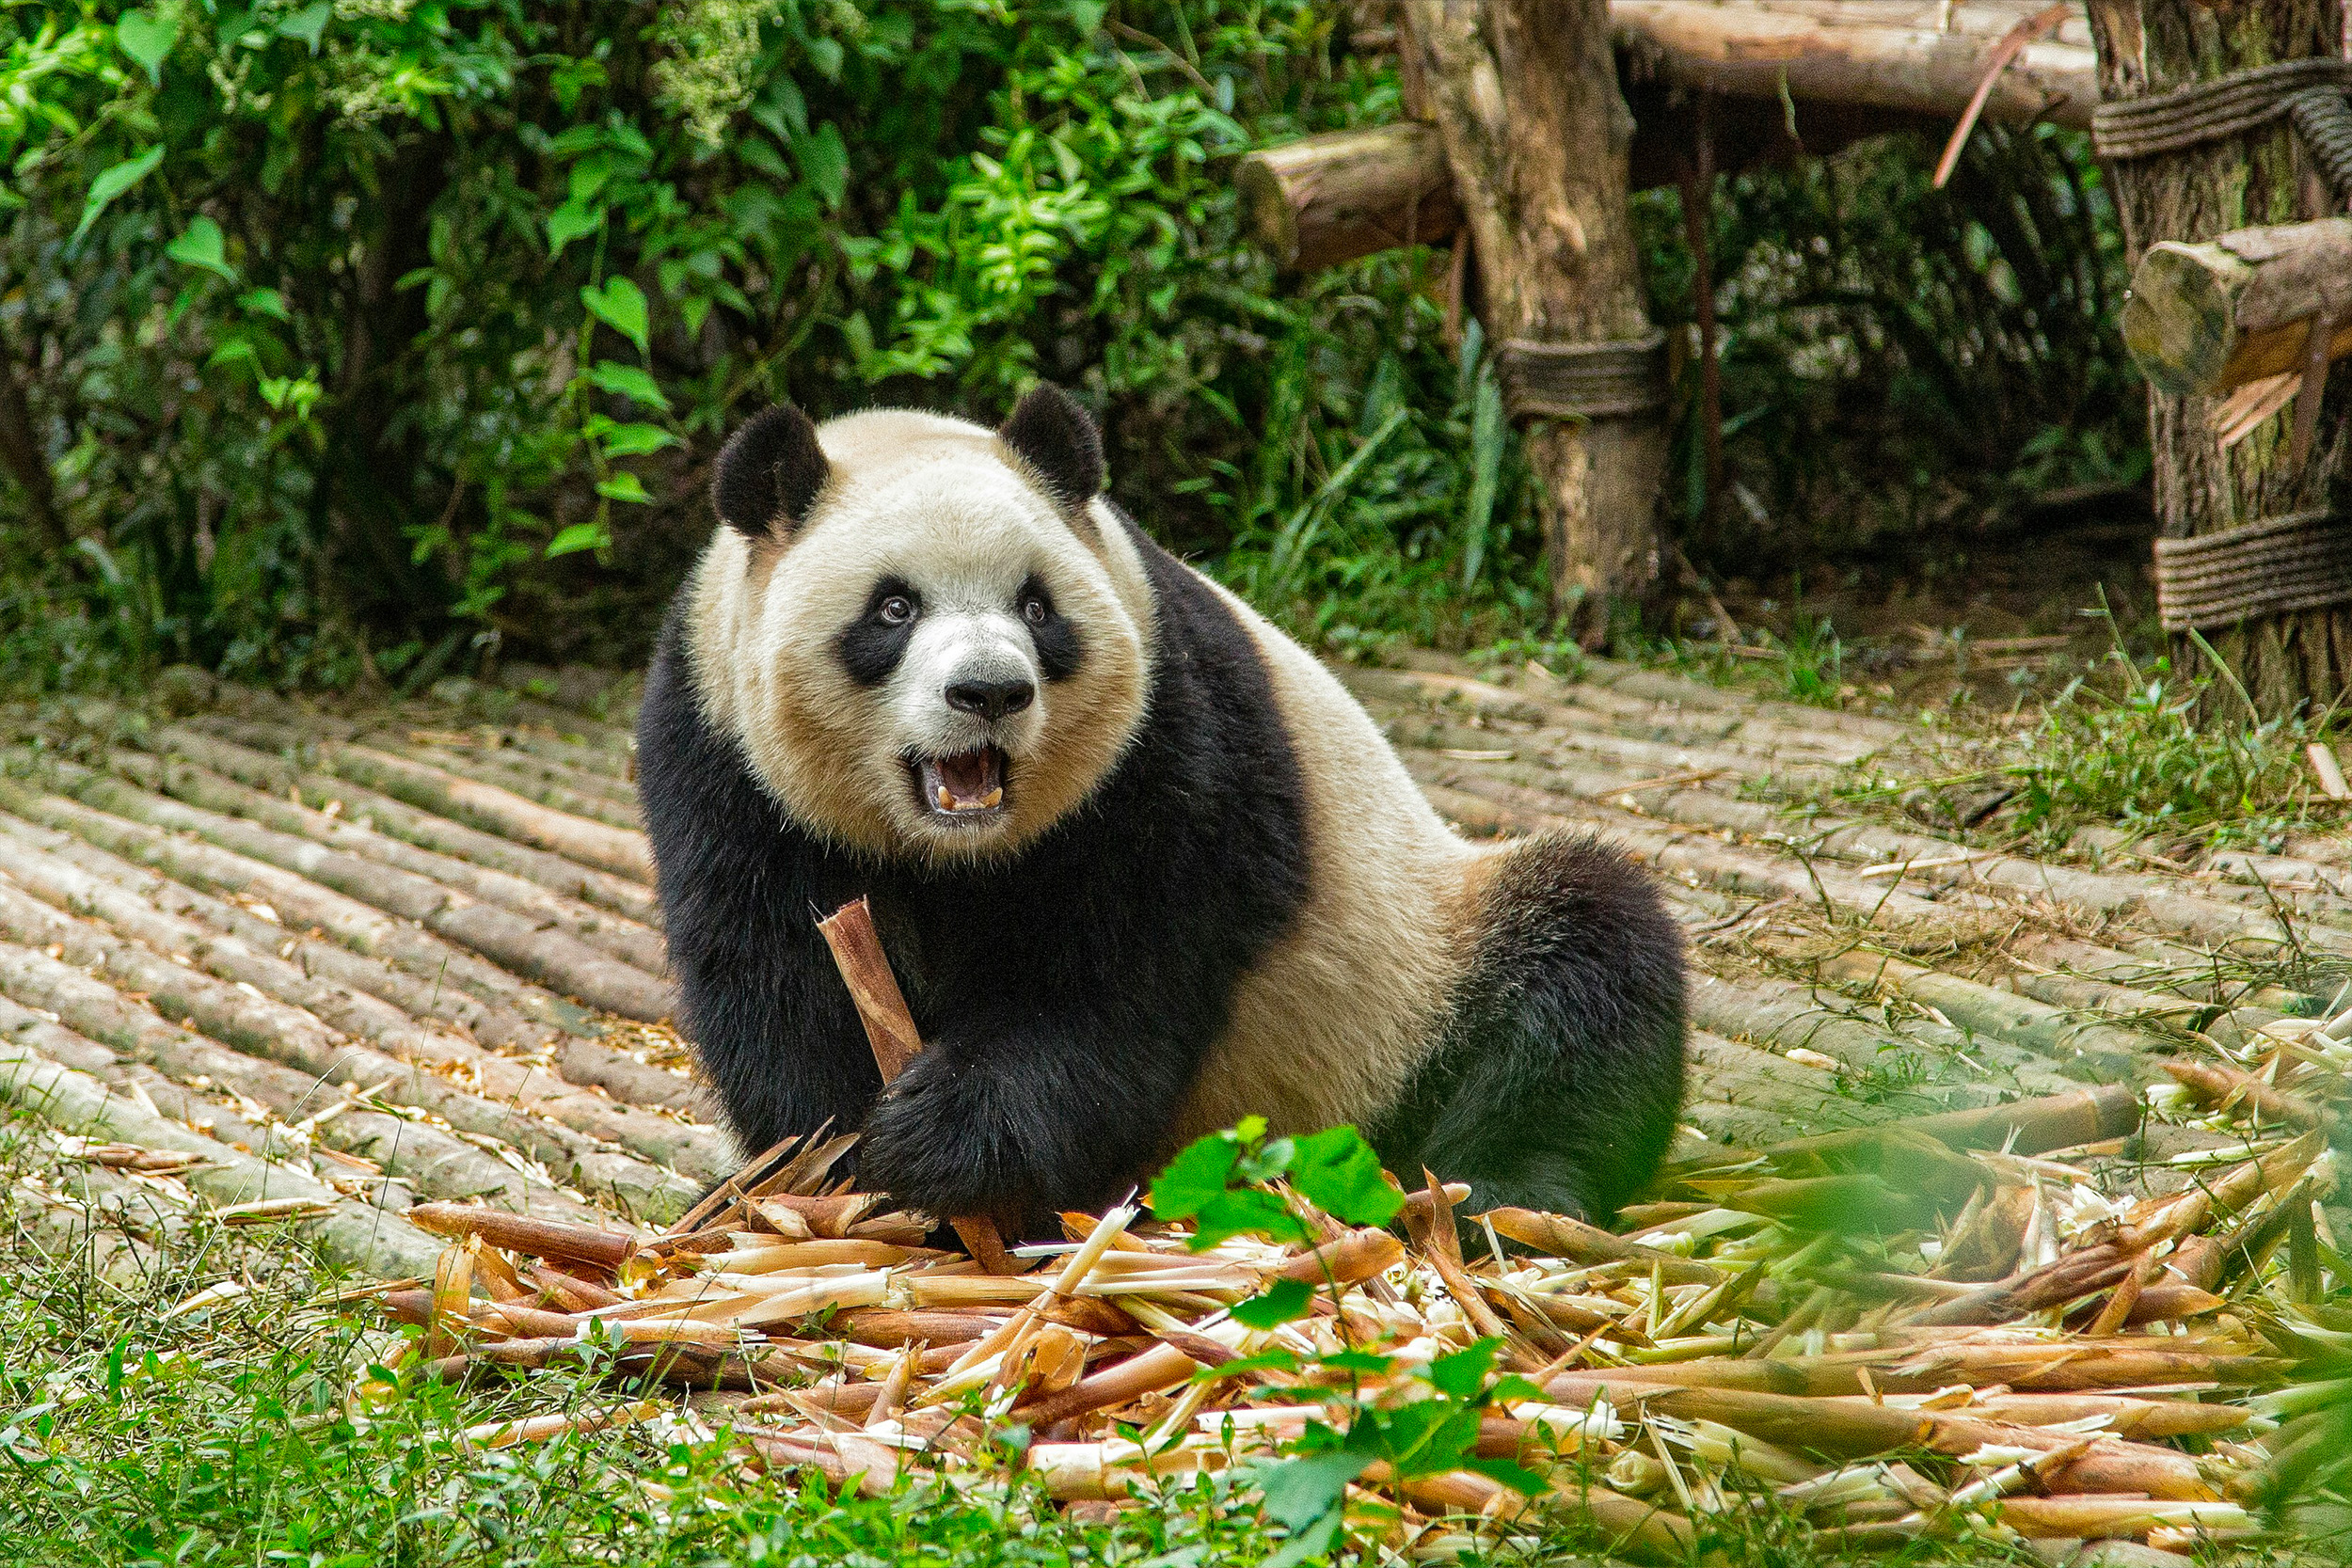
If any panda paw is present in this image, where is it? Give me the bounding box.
[856,1053,1046,1223]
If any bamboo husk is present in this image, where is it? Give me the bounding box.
[374,1103,2344,1555]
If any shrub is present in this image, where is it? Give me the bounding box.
[0,0,1551,690]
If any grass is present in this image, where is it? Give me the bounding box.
[1829,641,2344,860]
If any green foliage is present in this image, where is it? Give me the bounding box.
[2006,646,2321,847]
[1638,123,2147,578]
[0,0,1552,692]
[1833,607,2342,854]
[1149,1116,1401,1249]
[1150,1120,1534,1565]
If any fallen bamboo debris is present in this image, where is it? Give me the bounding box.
[373,1051,2346,1556]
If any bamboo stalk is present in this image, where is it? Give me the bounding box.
[53,767,672,1021]
[817,896,1014,1271]
[0,823,718,1195]
[407,1203,636,1270]
[145,748,667,973]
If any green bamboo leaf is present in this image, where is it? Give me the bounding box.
[1287,1126,1402,1227]
[73,147,165,245]
[596,422,677,459]
[1229,1277,1314,1330]
[546,198,602,258]
[793,123,849,210]
[595,472,650,503]
[1147,1131,1243,1221]
[277,1,331,53]
[546,522,611,558]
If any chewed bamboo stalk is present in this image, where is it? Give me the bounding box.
[408,1203,637,1271]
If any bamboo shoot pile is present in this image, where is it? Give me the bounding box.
[368,1029,2347,1559]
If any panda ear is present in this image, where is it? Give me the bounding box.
[997,383,1104,510]
[712,404,831,540]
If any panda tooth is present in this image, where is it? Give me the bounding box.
[935,784,955,812]
[978,788,1003,809]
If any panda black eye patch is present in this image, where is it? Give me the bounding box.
[1018,574,1082,682]
[836,578,921,687]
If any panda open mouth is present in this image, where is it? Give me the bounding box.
[912,747,1009,820]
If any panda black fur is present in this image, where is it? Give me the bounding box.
[638,386,1686,1235]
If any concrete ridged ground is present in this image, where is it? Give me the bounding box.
[6,655,2343,1276]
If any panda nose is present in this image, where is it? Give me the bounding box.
[945,676,1035,721]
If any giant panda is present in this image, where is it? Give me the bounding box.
[637,385,1687,1236]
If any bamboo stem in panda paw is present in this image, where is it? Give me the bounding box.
[818,896,1017,1275]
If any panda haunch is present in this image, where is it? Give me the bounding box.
[638,386,1687,1235]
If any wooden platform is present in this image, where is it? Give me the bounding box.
[2,657,2342,1273]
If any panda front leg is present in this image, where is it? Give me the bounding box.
[853,1006,1198,1235]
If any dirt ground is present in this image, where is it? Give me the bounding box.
[1702,493,2162,709]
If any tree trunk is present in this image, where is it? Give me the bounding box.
[1397,0,1668,637]
[2085,0,2352,717]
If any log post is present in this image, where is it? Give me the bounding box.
[1241,4,2102,276]
[2122,218,2352,398]
[1396,0,1669,637]
[2084,0,2352,719]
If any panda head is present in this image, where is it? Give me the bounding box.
[688,386,1153,864]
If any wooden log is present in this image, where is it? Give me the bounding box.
[167,721,659,923]
[2086,0,2352,720]
[1246,6,2100,274]
[1238,124,1463,270]
[0,826,723,1198]
[0,777,606,1037]
[0,801,562,1053]
[1398,0,1669,628]
[2121,219,2352,398]
[0,942,571,1220]
[0,919,678,1221]
[0,806,706,1139]
[362,731,644,832]
[146,746,666,974]
[56,768,673,1022]
[290,734,652,882]
[1613,0,2097,130]
[0,1031,444,1276]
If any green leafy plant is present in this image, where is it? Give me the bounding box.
[0,0,1560,693]
[1150,1119,1541,1565]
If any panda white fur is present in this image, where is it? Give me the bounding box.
[637,386,1686,1234]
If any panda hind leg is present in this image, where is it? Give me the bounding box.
[1374,833,1687,1227]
